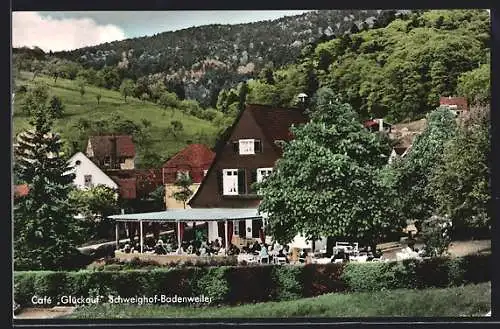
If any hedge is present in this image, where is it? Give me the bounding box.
[14,254,490,307]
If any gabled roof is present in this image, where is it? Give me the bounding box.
[247,104,309,151]
[439,96,468,112]
[68,152,118,189]
[88,135,136,159]
[162,144,215,169]
[189,103,309,207]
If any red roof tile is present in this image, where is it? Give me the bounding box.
[439,97,468,112]
[14,184,29,198]
[107,169,163,199]
[88,135,136,159]
[162,144,215,184]
[112,177,137,200]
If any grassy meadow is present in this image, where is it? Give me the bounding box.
[68,282,490,318]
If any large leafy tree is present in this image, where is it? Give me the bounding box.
[68,185,120,240]
[258,88,402,250]
[428,106,491,238]
[391,107,458,231]
[13,84,83,270]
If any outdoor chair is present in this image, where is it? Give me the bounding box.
[275,256,287,265]
[260,255,269,264]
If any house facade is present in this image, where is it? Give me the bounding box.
[189,104,309,244]
[86,135,136,170]
[68,152,119,190]
[162,143,215,209]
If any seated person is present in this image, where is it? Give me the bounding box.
[199,246,207,256]
[123,244,131,254]
[187,244,194,254]
[260,243,269,263]
[252,241,261,253]
[277,248,289,263]
[154,240,167,255]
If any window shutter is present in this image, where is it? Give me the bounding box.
[237,169,246,195]
[255,140,262,153]
[232,141,239,153]
[250,169,257,193]
[217,170,223,195]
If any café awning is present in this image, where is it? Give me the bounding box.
[109,208,262,222]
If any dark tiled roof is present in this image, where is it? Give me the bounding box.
[439,97,468,112]
[113,178,137,200]
[88,135,136,159]
[108,169,163,200]
[247,104,309,146]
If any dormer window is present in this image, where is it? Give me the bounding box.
[234,139,262,155]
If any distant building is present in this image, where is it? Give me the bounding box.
[364,118,392,133]
[439,96,469,117]
[162,144,215,209]
[86,135,136,170]
[67,152,119,190]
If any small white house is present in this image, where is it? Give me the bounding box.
[67,152,118,190]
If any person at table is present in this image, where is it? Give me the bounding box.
[154,240,167,255]
[252,241,261,254]
[277,248,289,263]
[260,243,269,263]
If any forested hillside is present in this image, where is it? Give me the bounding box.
[217,10,490,123]
[30,10,407,107]
[12,9,490,169]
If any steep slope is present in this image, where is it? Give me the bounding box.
[13,72,219,168]
[52,10,407,107]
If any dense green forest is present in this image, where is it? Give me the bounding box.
[219,10,490,123]
[14,10,407,108]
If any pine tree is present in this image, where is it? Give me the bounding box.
[13,86,83,270]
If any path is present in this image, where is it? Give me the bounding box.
[14,307,76,319]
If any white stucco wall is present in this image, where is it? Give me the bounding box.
[68,152,118,190]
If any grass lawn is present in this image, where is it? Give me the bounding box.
[68,282,490,318]
[13,72,219,165]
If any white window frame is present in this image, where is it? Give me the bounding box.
[257,168,273,183]
[223,169,238,195]
[239,139,255,155]
[84,174,93,188]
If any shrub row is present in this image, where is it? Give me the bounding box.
[14,254,490,307]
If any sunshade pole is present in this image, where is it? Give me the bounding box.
[224,220,229,255]
[177,221,182,252]
[115,221,119,250]
[139,220,144,253]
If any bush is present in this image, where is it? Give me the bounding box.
[14,254,491,308]
[272,266,303,301]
